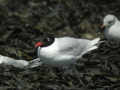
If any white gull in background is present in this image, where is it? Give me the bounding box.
[101,14,120,41]
[30,36,101,68]
[0,55,40,68]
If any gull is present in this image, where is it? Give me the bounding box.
[101,14,120,41]
[0,55,40,69]
[29,36,101,68]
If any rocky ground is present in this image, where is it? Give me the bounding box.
[0,0,120,90]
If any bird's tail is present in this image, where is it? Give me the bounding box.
[81,38,101,56]
[27,58,42,68]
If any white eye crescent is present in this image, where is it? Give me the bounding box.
[47,38,50,41]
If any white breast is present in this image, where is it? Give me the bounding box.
[39,38,77,66]
[105,22,120,41]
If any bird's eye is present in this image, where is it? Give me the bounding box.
[43,37,51,42]
[42,36,55,47]
[43,38,48,42]
[108,21,113,24]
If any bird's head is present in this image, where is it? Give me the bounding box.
[35,36,55,48]
[101,14,117,29]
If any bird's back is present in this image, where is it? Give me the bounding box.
[56,37,90,56]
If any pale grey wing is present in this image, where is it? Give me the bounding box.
[56,37,90,56]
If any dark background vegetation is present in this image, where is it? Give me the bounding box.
[0,0,120,90]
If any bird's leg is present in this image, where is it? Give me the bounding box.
[62,64,74,74]
[72,65,86,87]
[62,64,86,87]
